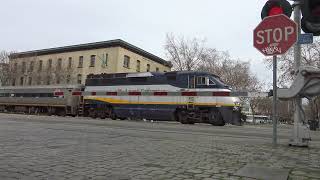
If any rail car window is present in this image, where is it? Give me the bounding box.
[0,93,9,97]
[7,93,54,98]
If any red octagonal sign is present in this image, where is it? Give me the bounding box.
[254,14,298,56]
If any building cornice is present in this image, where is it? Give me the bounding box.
[9,39,172,68]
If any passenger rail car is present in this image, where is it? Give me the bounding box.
[0,85,83,116]
[83,71,242,126]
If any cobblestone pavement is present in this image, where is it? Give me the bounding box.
[0,113,319,180]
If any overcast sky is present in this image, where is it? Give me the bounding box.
[0,0,271,86]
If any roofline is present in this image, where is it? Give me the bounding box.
[9,39,173,68]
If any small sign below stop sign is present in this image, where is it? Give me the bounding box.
[254,14,298,56]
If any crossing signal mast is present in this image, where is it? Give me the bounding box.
[256,0,320,147]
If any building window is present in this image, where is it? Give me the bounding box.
[90,55,95,67]
[123,55,130,68]
[14,63,17,72]
[104,53,108,66]
[48,59,52,69]
[28,77,32,86]
[136,60,141,72]
[78,56,83,68]
[37,76,41,85]
[20,77,24,86]
[146,64,150,72]
[56,76,60,84]
[38,60,43,72]
[46,76,50,85]
[29,61,34,72]
[22,62,26,73]
[77,74,82,84]
[12,78,16,86]
[57,58,62,69]
[156,67,159,72]
[66,75,71,83]
[68,57,72,69]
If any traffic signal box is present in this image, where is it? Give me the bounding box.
[261,0,320,36]
[301,0,320,36]
[261,0,293,20]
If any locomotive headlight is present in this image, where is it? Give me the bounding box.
[233,101,241,111]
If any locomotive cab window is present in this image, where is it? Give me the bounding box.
[197,76,216,86]
[196,76,206,85]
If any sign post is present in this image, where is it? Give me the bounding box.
[272,55,277,146]
[254,14,298,146]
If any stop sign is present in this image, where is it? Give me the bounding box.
[254,14,298,56]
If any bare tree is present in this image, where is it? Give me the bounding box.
[164,33,207,71]
[265,38,320,87]
[0,50,14,86]
[265,38,320,123]
[198,50,261,91]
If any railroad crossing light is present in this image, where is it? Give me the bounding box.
[301,0,320,36]
[261,0,293,20]
[268,89,273,97]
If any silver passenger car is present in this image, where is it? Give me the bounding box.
[0,85,83,116]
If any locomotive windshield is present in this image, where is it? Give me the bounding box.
[189,74,229,89]
[211,76,230,89]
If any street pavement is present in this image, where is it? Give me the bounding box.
[0,113,319,180]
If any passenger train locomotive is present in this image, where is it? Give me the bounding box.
[0,71,242,126]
